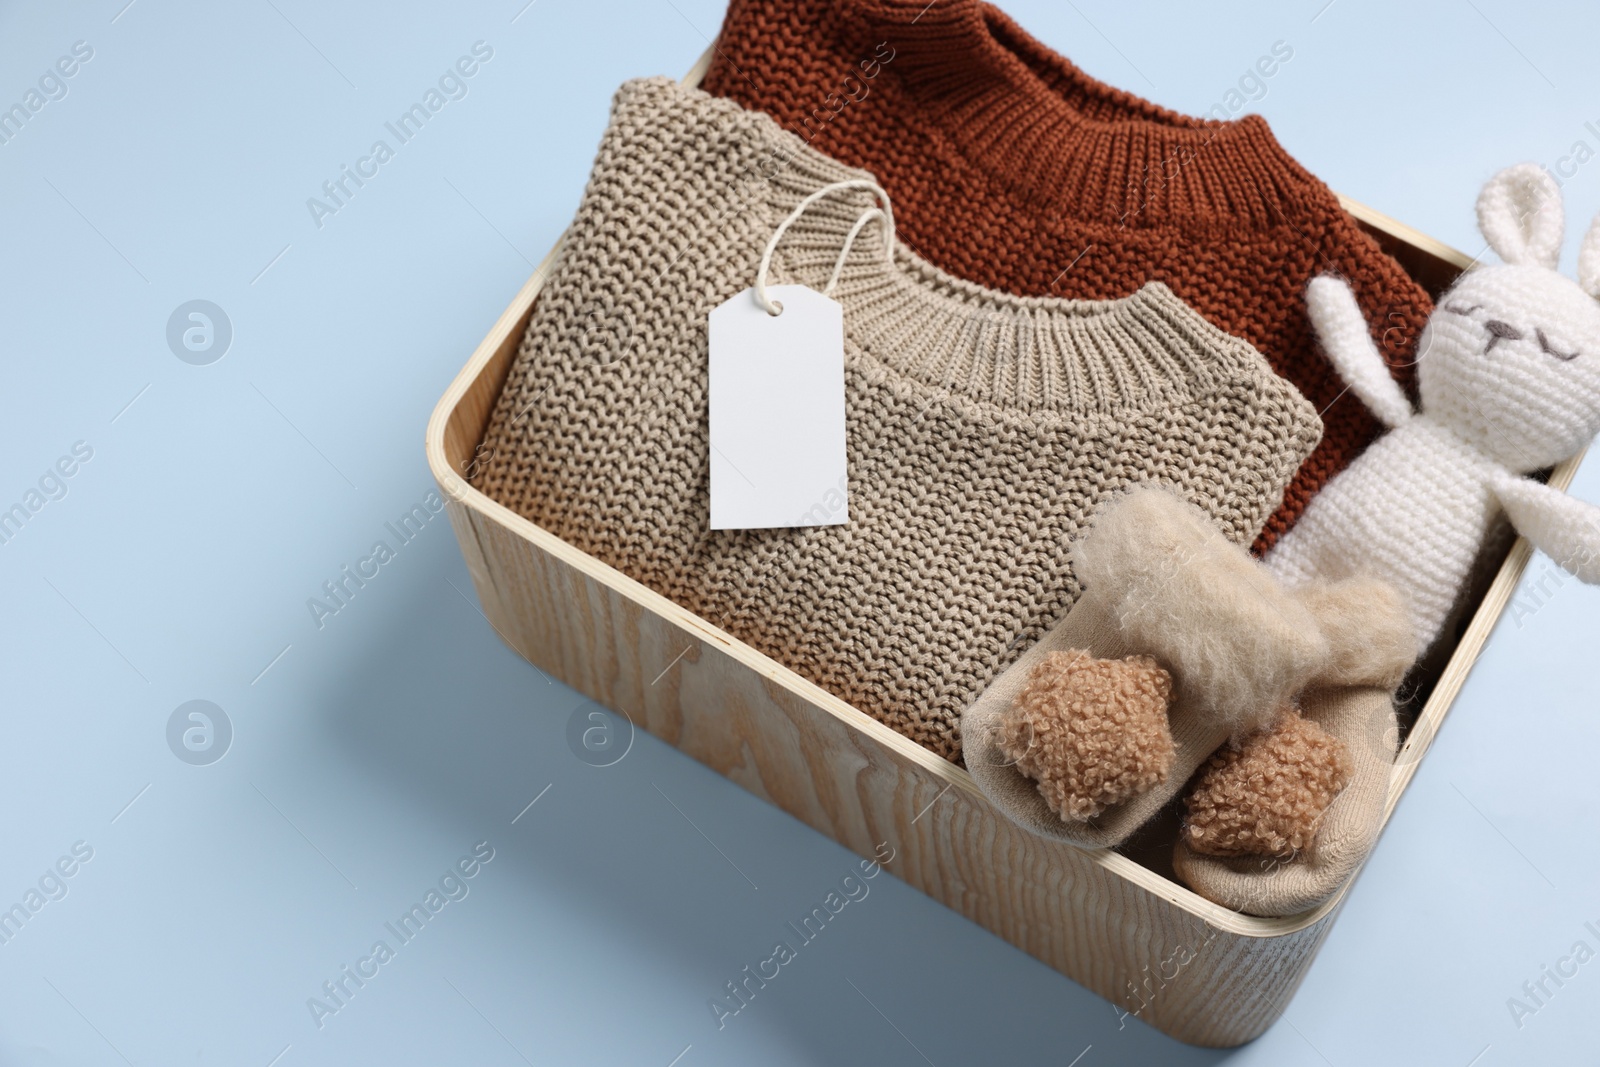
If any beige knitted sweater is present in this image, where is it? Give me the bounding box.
[473,78,1322,761]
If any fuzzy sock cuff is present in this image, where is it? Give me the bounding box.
[1071,486,1329,738]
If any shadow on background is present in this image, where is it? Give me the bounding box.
[311,528,1237,1064]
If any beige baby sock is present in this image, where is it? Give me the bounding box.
[1173,576,1417,916]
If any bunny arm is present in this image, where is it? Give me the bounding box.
[1493,473,1600,582]
[1305,275,1415,430]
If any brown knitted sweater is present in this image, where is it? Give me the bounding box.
[700,0,1433,551]
[472,78,1321,760]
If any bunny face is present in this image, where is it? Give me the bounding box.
[1417,263,1600,470]
[1415,163,1600,471]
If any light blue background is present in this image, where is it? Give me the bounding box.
[2,0,1597,1063]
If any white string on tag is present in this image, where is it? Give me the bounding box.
[753,179,895,316]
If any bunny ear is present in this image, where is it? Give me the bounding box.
[1477,163,1564,268]
[1579,211,1600,298]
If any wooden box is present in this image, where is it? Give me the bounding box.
[424,52,1581,1047]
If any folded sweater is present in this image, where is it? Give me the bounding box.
[699,0,1434,551]
[471,77,1321,760]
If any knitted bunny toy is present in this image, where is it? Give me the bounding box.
[1268,164,1600,650]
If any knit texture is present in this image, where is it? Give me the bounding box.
[700,0,1434,550]
[472,77,1321,761]
[1268,165,1600,650]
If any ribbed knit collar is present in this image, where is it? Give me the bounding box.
[630,78,1280,417]
[830,0,1330,229]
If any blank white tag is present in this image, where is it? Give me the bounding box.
[707,284,849,530]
